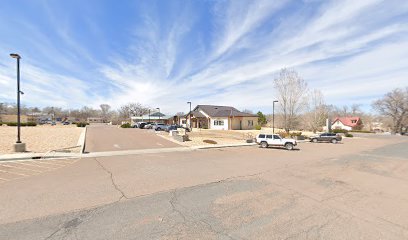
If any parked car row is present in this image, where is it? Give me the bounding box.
[255,132,343,150]
[133,122,190,132]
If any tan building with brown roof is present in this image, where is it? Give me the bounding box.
[184,105,258,130]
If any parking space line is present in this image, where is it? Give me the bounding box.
[0,158,80,185]
[0,164,43,173]
[14,162,55,169]
[24,160,66,167]
[0,169,29,177]
[47,159,76,164]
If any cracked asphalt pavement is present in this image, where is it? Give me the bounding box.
[0,134,408,239]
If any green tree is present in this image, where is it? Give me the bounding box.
[257,111,267,126]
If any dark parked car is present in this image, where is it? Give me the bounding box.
[310,133,342,144]
[138,122,147,129]
[164,125,178,132]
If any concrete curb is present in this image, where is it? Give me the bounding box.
[78,126,87,154]
[0,152,81,162]
[81,147,192,158]
[191,143,257,149]
[0,142,257,161]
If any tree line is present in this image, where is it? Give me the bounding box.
[256,68,407,134]
[0,102,154,124]
[1,68,406,132]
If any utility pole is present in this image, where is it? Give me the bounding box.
[273,100,278,134]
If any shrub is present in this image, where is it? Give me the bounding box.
[255,125,262,130]
[290,131,302,137]
[277,131,290,138]
[76,122,88,127]
[350,130,374,133]
[332,129,348,134]
[345,133,354,137]
[4,122,35,127]
[203,139,217,144]
[120,123,132,128]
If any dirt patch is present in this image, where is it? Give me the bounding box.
[0,125,83,154]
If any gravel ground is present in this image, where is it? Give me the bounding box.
[0,125,83,154]
[157,129,257,147]
[157,128,317,147]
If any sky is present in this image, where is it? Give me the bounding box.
[0,0,407,114]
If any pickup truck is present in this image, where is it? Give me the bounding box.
[309,133,342,143]
[256,134,297,150]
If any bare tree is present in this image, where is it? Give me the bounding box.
[0,103,5,113]
[79,106,99,120]
[100,104,112,122]
[305,89,328,133]
[119,103,149,120]
[242,109,254,114]
[340,105,349,117]
[274,68,308,132]
[372,87,408,134]
[351,104,362,116]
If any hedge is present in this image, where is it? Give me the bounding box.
[332,129,348,134]
[1,122,37,127]
[349,130,374,133]
[120,123,132,128]
[76,122,89,127]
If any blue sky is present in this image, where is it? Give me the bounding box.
[0,0,407,114]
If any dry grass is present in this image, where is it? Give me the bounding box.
[0,125,83,154]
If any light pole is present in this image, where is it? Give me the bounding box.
[156,108,160,122]
[273,100,278,134]
[10,53,25,152]
[187,101,191,129]
[148,109,151,123]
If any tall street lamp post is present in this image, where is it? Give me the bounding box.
[148,109,151,123]
[10,53,26,152]
[156,108,160,122]
[273,100,278,134]
[187,101,191,129]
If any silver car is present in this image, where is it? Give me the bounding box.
[152,123,166,131]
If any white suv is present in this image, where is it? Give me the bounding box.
[256,134,297,150]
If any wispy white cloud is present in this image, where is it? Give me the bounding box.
[1,0,407,114]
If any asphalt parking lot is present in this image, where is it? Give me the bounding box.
[84,125,181,152]
[0,134,407,239]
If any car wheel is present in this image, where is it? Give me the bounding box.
[156,127,161,131]
[260,141,268,148]
[285,143,294,150]
[312,138,318,143]
[331,139,337,144]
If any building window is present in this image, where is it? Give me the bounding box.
[248,120,254,127]
[182,120,186,124]
[214,120,224,126]
[351,120,357,123]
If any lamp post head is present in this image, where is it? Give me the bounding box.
[10,53,21,59]
[273,100,279,103]
[187,101,191,104]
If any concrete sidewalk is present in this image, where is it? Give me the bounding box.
[0,143,257,161]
